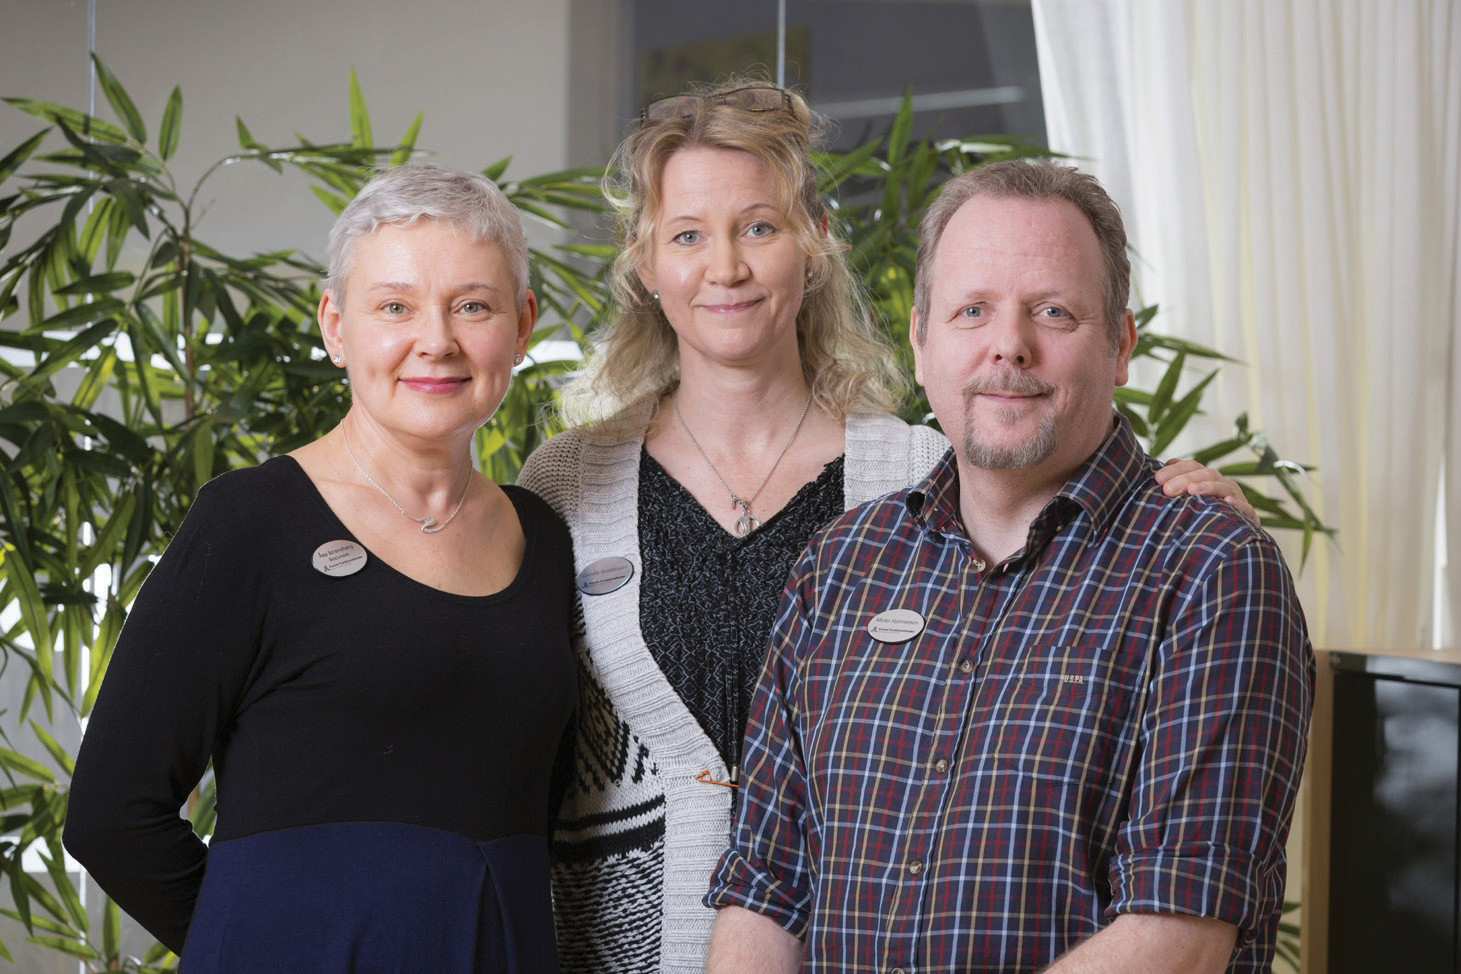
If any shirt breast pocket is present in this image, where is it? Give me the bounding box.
[983,643,1141,790]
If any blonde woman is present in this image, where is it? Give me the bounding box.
[519,81,1245,973]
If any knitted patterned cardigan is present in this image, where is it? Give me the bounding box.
[518,411,949,974]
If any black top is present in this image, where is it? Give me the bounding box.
[64,457,577,953]
[637,452,845,770]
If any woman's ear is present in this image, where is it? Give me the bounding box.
[318,288,345,366]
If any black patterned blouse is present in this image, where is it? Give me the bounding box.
[638,451,846,772]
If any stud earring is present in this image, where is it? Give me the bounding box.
[806,268,814,281]
[513,353,525,365]
[332,354,343,365]
[651,291,660,302]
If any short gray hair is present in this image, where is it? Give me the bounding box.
[913,159,1130,348]
[326,162,530,311]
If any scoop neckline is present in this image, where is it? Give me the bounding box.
[271,454,536,605]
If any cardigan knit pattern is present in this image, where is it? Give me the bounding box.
[518,411,948,974]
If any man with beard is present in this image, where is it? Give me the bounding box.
[703,160,1314,974]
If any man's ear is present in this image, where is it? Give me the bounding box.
[1113,308,1137,387]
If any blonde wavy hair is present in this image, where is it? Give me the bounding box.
[558,78,907,432]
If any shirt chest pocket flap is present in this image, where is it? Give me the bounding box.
[979,642,1141,786]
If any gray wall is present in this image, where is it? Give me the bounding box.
[1,0,630,262]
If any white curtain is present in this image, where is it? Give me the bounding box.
[1032,0,1461,650]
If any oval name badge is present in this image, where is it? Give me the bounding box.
[312,540,368,578]
[576,556,635,596]
[867,608,926,644]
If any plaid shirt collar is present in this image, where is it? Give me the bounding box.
[906,411,1150,562]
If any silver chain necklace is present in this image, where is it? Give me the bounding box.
[340,426,472,535]
[674,388,814,538]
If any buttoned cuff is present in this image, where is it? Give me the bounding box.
[1109,846,1284,945]
[703,848,810,938]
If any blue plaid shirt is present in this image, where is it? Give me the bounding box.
[707,416,1313,973]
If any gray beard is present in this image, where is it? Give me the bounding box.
[961,409,1057,469]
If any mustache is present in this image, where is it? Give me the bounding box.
[961,369,1055,399]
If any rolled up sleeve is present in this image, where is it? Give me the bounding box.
[1111,534,1315,943]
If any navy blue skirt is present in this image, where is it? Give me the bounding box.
[180,823,557,973]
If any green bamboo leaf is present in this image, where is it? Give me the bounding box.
[886,90,915,166]
[87,411,153,466]
[1148,350,1185,421]
[107,178,150,237]
[84,599,126,716]
[159,86,183,160]
[103,190,130,268]
[102,896,120,960]
[235,116,260,150]
[1191,436,1248,466]
[482,156,512,182]
[1148,369,1217,456]
[0,130,49,186]
[20,320,117,394]
[76,198,116,265]
[816,136,884,191]
[192,419,216,487]
[61,603,83,696]
[50,117,138,177]
[27,256,49,329]
[1133,304,1160,330]
[70,347,117,411]
[348,69,372,149]
[2,548,53,681]
[53,271,135,297]
[90,56,146,143]
[2,99,130,144]
[309,185,351,215]
[391,111,424,167]
[40,845,85,930]
[22,936,97,960]
[0,749,55,785]
[7,860,31,934]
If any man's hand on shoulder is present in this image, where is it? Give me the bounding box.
[1155,458,1258,524]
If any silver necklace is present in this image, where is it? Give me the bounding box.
[340,426,472,535]
[675,388,814,538]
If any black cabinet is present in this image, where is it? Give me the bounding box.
[1329,652,1461,972]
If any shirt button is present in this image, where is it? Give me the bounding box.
[933,757,950,774]
[958,658,974,674]
[973,558,987,572]
[891,969,907,974]
[907,858,925,876]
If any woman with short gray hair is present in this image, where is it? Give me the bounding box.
[66,162,576,973]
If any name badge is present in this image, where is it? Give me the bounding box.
[867,608,925,644]
[313,540,367,577]
[576,556,635,596]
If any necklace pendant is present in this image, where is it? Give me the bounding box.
[419,517,443,534]
[734,511,760,537]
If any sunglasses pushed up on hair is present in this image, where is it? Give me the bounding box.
[638,86,793,127]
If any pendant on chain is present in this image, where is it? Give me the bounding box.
[733,499,760,538]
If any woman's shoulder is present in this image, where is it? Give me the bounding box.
[186,456,312,531]
[844,412,949,467]
[518,414,649,513]
[842,412,951,507]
